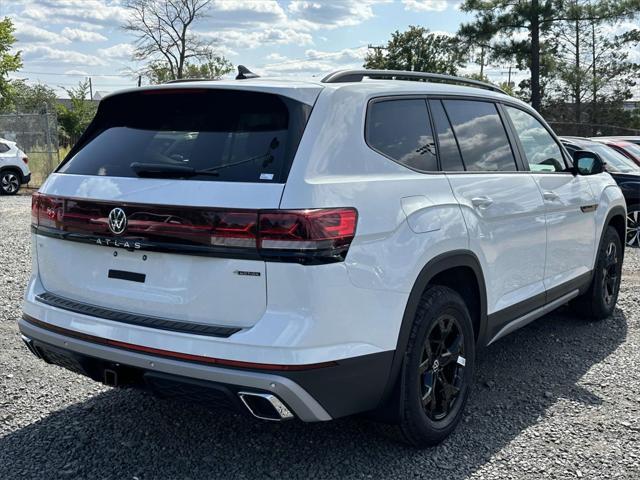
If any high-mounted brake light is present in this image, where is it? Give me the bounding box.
[31,194,358,264]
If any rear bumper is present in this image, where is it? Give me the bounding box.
[18,316,394,421]
[22,172,31,184]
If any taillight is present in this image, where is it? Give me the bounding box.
[31,193,63,229]
[22,156,29,164]
[258,209,357,262]
[211,211,258,248]
[30,194,358,264]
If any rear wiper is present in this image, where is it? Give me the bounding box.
[130,162,219,178]
[195,152,273,175]
[131,137,279,178]
[196,137,280,175]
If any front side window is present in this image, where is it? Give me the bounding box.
[366,98,438,171]
[505,106,566,173]
[442,100,517,172]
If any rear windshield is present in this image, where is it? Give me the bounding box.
[57,89,313,183]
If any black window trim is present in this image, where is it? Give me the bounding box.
[428,98,467,172]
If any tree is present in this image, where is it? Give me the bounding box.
[4,80,57,113]
[143,52,233,84]
[123,0,232,81]
[549,1,640,134]
[0,17,23,112]
[363,26,466,75]
[459,0,561,112]
[459,0,640,112]
[56,80,97,147]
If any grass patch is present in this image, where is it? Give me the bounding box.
[26,146,71,187]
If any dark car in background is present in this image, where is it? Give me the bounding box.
[591,138,640,167]
[561,137,640,248]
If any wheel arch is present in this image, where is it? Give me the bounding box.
[603,206,627,257]
[378,250,487,409]
[0,165,24,182]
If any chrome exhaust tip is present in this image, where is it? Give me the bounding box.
[20,334,42,359]
[238,392,294,421]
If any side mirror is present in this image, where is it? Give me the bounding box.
[573,150,604,175]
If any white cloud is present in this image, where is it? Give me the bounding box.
[261,46,368,76]
[199,28,313,50]
[64,69,90,76]
[21,45,106,66]
[13,19,71,44]
[21,0,129,26]
[287,0,390,30]
[97,43,135,60]
[402,0,449,12]
[61,27,108,42]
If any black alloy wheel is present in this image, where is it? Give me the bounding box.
[419,314,466,421]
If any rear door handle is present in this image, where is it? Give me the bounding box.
[471,196,493,208]
[543,191,559,201]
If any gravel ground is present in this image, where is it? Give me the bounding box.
[1,193,639,479]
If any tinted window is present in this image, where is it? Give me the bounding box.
[505,106,566,172]
[584,143,640,173]
[0,143,9,153]
[58,90,311,183]
[443,100,517,171]
[429,100,464,171]
[367,99,437,171]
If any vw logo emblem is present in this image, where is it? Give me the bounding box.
[108,208,127,235]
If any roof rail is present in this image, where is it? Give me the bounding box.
[321,69,506,94]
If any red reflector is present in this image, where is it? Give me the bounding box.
[22,156,29,164]
[23,315,336,371]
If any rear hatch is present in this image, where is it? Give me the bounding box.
[33,86,319,329]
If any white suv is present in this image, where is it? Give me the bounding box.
[20,69,626,446]
[0,138,31,195]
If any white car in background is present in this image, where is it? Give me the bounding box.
[0,138,31,195]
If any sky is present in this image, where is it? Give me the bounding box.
[2,0,638,99]
[2,0,508,97]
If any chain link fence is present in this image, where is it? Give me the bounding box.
[0,112,61,188]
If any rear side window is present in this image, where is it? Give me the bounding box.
[58,90,312,183]
[366,99,438,171]
[0,143,9,153]
[429,100,464,171]
[443,100,517,172]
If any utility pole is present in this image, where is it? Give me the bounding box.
[88,77,93,100]
[137,75,142,87]
[367,44,386,68]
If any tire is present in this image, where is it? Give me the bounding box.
[573,226,623,320]
[0,170,21,195]
[398,285,475,447]
[627,205,640,248]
